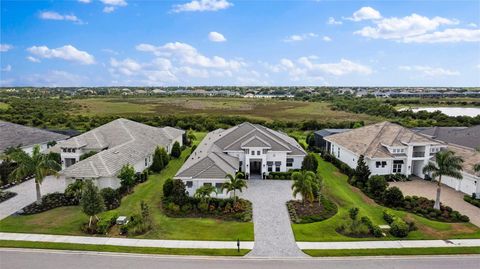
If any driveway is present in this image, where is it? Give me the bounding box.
[239,180,307,258]
[0,176,65,220]
[390,179,480,227]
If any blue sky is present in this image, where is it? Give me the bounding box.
[1,0,479,87]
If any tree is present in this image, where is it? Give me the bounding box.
[306,132,316,149]
[222,172,247,203]
[474,163,480,175]
[150,146,165,173]
[171,141,181,158]
[159,147,170,167]
[291,170,318,204]
[118,164,135,193]
[79,151,98,161]
[194,185,217,202]
[383,186,404,208]
[354,155,371,187]
[186,130,196,146]
[170,179,189,206]
[80,180,105,228]
[301,153,318,172]
[423,150,463,210]
[7,145,61,204]
[366,176,388,198]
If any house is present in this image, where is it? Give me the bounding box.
[324,122,447,178]
[174,122,306,197]
[57,118,184,189]
[413,125,480,150]
[313,129,351,151]
[0,120,68,155]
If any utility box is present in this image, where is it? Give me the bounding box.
[116,216,128,225]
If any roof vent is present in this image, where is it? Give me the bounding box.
[114,151,119,154]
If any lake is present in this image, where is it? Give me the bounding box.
[410,107,480,117]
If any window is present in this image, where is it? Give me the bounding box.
[239,161,243,171]
[72,149,76,153]
[376,161,387,168]
[262,149,268,154]
[186,181,193,188]
[257,150,261,155]
[275,161,281,172]
[337,147,340,158]
[393,160,403,173]
[215,183,223,193]
[145,158,148,166]
[267,161,273,172]
[286,158,293,167]
[251,151,255,156]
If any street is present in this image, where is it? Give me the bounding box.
[1,248,479,269]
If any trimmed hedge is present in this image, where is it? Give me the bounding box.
[0,191,17,203]
[321,152,355,178]
[464,195,480,208]
[19,192,77,215]
[266,170,298,180]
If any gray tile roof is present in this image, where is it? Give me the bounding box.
[414,125,480,150]
[314,129,351,137]
[0,120,68,153]
[175,122,306,180]
[60,119,184,178]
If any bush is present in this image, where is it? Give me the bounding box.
[266,171,296,180]
[366,176,388,198]
[169,179,189,206]
[64,180,84,205]
[383,186,404,208]
[301,153,318,172]
[464,195,480,208]
[19,192,76,215]
[322,153,355,178]
[171,141,181,158]
[163,178,174,198]
[361,216,382,237]
[0,191,17,203]
[390,218,409,238]
[383,210,395,224]
[100,187,121,210]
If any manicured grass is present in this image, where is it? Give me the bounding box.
[0,102,10,110]
[71,97,382,123]
[304,247,480,257]
[0,240,250,256]
[292,156,480,242]
[0,137,254,241]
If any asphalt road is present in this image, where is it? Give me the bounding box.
[1,248,479,269]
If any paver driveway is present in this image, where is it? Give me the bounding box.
[390,179,480,227]
[240,180,307,257]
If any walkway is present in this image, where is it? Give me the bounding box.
[240,180,307,257]
[0,176,65,220]
[390,179,480,227]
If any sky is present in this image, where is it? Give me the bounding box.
[0,0,479,87]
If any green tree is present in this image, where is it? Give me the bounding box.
[301,153,319,172]
[186,130,196,146]
[80,180,105,228]
[7,145,61,204]
[354,155,371,187]
[291,170,318,204]
[306,132,316,149]
[474,163,480,175]
[366,175,388,198]
[118,164,136,193]
[159,147,170,167]
[194,185,217,202]
[79,151,98,161]
[222,172,247,203]
[150,146,165,173]
[171,141,181,158]
[423,150,464,210]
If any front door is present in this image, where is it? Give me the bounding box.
[249,159,262,178]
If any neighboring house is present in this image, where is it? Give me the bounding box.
[0,120,68,155]
[413,125,480,150]
[313,129,351,151]
[324,122,446,178]
[175,122,306,197]
[57,118,184,189]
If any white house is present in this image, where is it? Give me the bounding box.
[0,120,68,156]
[57,118,184,189]
[324,122,447,178]
[175,122,306,198]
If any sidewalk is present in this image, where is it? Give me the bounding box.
[0,232,255,250]
[297,239,480,249]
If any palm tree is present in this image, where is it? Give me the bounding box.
[222,172,247,203]
[7,145,61,204]
[474,163,480,174]
[291,170,318,205]
[194,185,217,202]
[423,150,463,210]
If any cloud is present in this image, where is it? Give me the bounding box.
[25,70,88,87]
[1,65,12,72]
[27,45,95,64]
[0,44,13,52]
[103,7,116,13]
[39,11,83,24]
[100,0,127,13]
[208,31,227,42]
[78,0,91,3]
[299,57,372,76]
[349,7,382,21]
[399,65,460,76]
[172,0,232,12]
[283,33,318,42]
[322,36,332,42]
[26,56,41,63]
[403,28,480,43]
[327,17,342,25]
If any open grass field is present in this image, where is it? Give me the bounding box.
[70,97,382,123]
[304,247,480,257]
[0,101,10,110]
[0,133,254,241]
[292,156,480,242]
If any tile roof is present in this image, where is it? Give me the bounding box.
[415,125,480,150]
[60,118,184,178]
[446,144,480,176]
[0,120,68,152]
[325,121,444,159]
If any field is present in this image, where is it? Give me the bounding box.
[0,102,10,110]
[70,97,382,123]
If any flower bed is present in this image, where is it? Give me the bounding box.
[402,196,469,222]
[287,196,338,224]
[0,191,17,203]
[18,192,77,215]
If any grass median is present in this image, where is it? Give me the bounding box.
[304,247,480,257]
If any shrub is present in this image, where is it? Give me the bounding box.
[79,151,97,161]
[383,186,404,208]
[353,155,371,187]
[171,141,181,158]
[390,218,409,238]
[170,179,189,206]
[301,153,318,172]
[64,180,84,205]
[100,187,121,210]
[464,195,480,208]
[0,191,17,203]
[383,210,395,224]
[366,176,388,198]
[19,192,76,215]
[118,164,135,193]
[163,178,174,198]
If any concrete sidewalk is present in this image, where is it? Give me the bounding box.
[0,232,255,250]
[297,239,480,249]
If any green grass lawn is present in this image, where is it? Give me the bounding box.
[0,135,254,241]
[292,156,480,242]
[304,247,480,257]
[0,240,250,256]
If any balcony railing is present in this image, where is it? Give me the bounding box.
[413,152,425,158]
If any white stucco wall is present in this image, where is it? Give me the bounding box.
[440,172,479,195]
[183,179,230,198]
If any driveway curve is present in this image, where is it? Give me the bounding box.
[240,180,307,258]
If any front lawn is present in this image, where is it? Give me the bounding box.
[292,156,480,241]
[0,133,254,241]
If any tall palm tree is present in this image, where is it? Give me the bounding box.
[423,150,463,210]
[8,145,61,204]
[194,185,217,202]
[291,170,318,205]
[222,172,247,203]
